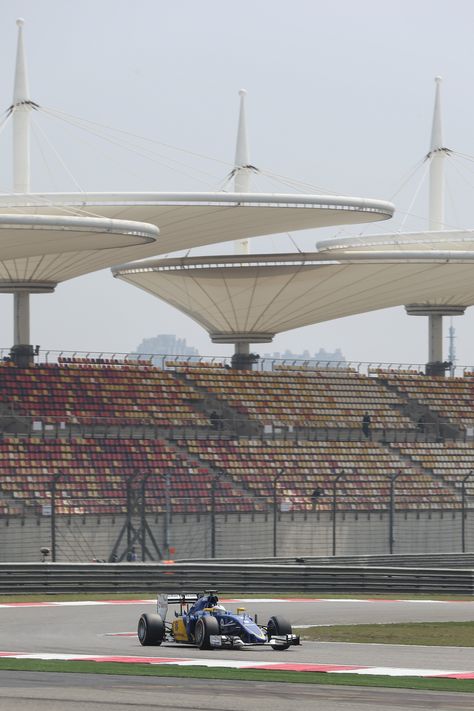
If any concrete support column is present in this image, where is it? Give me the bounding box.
[231,341,252,369]
[405,304,466,375]
[235,341,250,356]
[14,291,30,345]
[428,313,443,364]
[211,332,273,370]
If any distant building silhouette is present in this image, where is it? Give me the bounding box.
[263,347,346,364]
[136,334,199,362]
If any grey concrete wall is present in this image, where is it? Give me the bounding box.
[1,510,473,562]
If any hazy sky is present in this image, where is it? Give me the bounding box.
[2,0,474,367]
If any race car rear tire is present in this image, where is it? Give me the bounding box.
[194,615,219,650]
[267,615,292,651]
[137,613,165,646]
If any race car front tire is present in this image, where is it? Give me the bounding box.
[267,615,292,650]
[194,615,219,650]
[137,612,165,646]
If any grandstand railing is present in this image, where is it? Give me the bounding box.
[0,413,464,443]
[2,347,474,376]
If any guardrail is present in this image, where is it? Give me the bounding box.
[178,554,474,569]
[0,562,472,595]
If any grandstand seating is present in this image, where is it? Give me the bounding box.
[0,358,472,519]
[376,371,474,431]
[179,439,459,510]
[172,364,416,430]
[392,442,474,495]
[0,435,460,517]
[0,360,209,427]
[0,436,256,515]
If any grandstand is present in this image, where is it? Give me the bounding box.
[0,356,473,561]
[173,363,416,432]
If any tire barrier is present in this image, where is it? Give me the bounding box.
[0,561,473,595]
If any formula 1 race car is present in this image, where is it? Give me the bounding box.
[137,590,300,651]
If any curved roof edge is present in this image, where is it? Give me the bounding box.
[0,213,159,241]
[111,252,335,275]
[316,229,474,252]
[0,191,395,217]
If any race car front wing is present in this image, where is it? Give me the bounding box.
[268,633,300,648]
[208,633,300,649]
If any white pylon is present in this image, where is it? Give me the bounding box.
[12,18,32,194]
[234,89,251,193]
[405,77,460,369]
[234,89,251,255]
[427,76,446,364]
[425,76,455,366]
[428,76,445,231]
[12,19,33,349]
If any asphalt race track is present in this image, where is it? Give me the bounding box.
[0,598,473,710]
[1,671,474,711]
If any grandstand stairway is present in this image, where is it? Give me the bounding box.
[375,375,461,441]
[169,369,262,437]
[387,442,463,501]
[168,437,263,506]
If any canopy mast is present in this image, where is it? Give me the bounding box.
[427,76,445,365]
[428,76,445,231]
[11,19,33,356]
[405,77,466,374]
[234,89,251,255]
[231,90,259,368]
[12,18,31,194]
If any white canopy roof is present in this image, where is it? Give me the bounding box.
[316,229,474,256]
[0,191,394,257]
[0,214,158,291]
[113,231,474,342]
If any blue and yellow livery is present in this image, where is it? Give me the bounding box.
[137,590,300,651]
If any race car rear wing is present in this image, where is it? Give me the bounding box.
[157,593,198,620]
[166,593,198,605]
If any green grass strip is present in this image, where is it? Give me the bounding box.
[297,621,474,646]
[0,658,472,692]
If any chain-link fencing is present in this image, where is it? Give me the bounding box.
[1,470,473,562]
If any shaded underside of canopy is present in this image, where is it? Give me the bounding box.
[0,214,158,289]
[113,251,474,340]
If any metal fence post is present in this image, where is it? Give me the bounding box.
[389,470,401,554]
[461,470,474,552]
[211,471,222,559]
[140,472,150,562]
[126,473,134,558]
[332,471,345,557]
[50,472,62,562]
[273,469,285,557]
[146,470,172,558]
[164,471,171,557]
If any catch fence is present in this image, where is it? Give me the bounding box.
[1,471,473,562]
